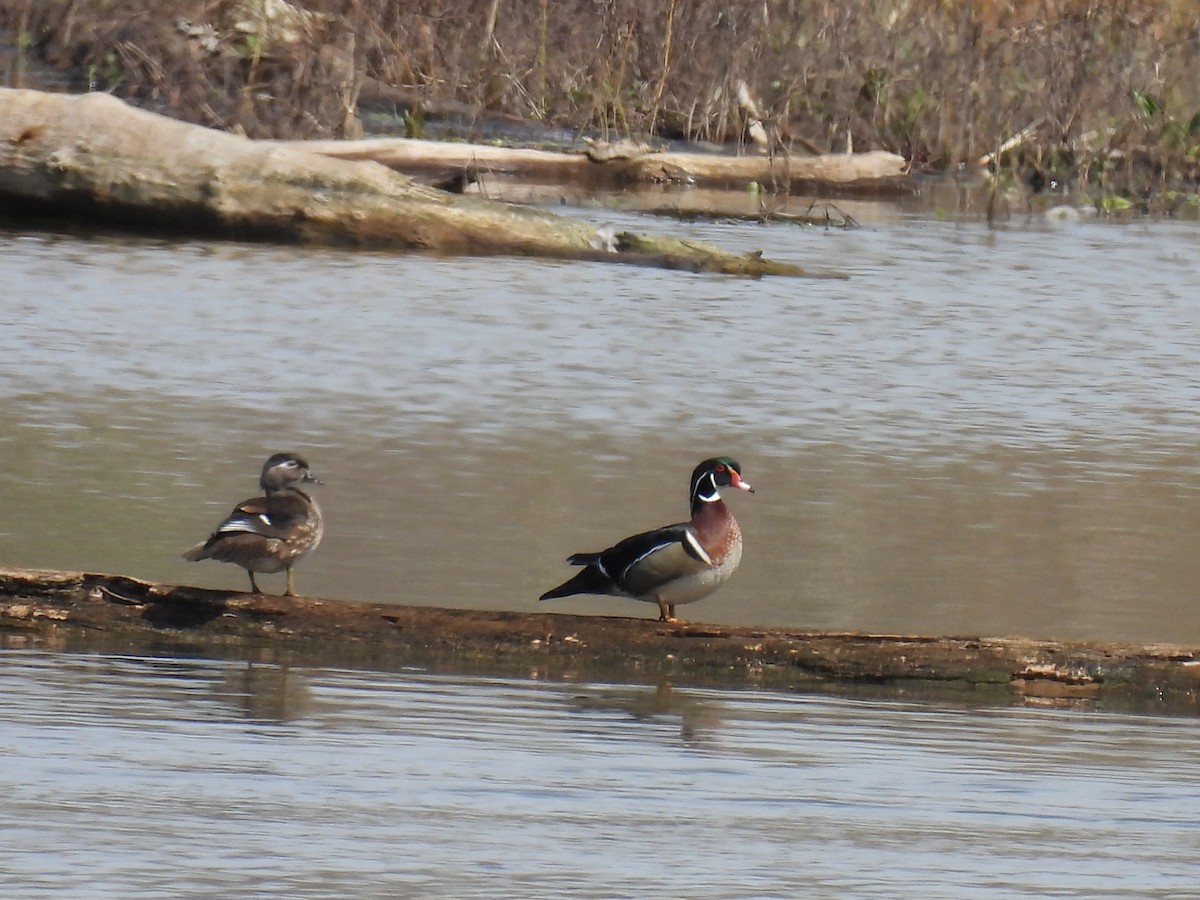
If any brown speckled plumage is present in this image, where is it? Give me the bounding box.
[183,452,324,596]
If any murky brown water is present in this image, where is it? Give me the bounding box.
[3,648,1199,897]
[5,206,1200,895]
[4,211,1200,642]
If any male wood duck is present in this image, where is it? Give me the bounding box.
[540,457,754,623]
[182,452,324,596]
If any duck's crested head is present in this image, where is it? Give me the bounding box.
[260,452,321,492]
[691,456,754,502]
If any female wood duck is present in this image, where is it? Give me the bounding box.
[540,457,754,623]
[182,452,324,596]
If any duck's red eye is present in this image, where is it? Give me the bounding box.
[715,464,726,472]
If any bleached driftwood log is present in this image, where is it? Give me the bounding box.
[0,88,823,277]
[277,135,910,193]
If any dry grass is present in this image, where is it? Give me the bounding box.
[3,0,1198,195]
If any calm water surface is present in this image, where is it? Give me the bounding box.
[4,210,1200,641]
[6,187,1200,897]
[2,648,1199,898]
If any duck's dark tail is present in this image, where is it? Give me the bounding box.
[181,542,211,562]
[539,556,613,600]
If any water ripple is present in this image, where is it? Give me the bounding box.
[2,650,1199,898]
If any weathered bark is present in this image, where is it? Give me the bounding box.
[278,135,910,194]
[0,88,818,277]
[3,566,1198,714]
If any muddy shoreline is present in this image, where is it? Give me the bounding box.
[3,566,1198,715]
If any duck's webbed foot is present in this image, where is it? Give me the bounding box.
[657,600,680,624]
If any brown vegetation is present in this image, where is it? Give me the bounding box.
[3,0,1198,199]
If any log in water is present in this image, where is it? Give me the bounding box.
[0,88,814,277]
[2,566,1197,713]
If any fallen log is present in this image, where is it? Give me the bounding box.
[3,565,1198,714]
[0,88,815,277]
[276,135,911,195]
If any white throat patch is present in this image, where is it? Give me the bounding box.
[694,472,720,504]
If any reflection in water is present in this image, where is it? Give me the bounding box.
[4,218,1200,642]
[562,681,726,747]
[2,649,1199,897]
[213,662,313,723]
